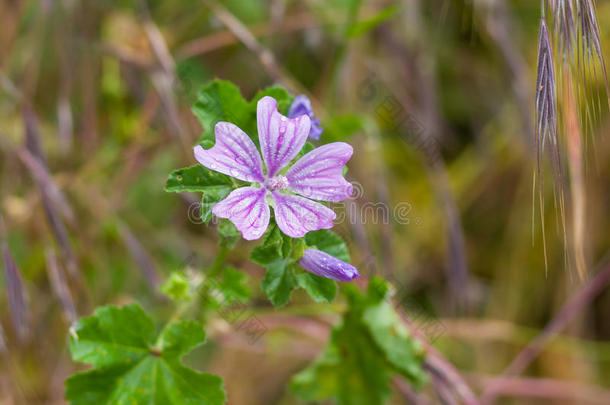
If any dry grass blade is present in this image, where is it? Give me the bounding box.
[118,223,161,289]
[45,248,77,324]
[0,322,7,353]
[40,191,79,277]
[535,17,565,270]
[551,0,576,56]
[202,0,305,95]
[2,243,28,342]
[536,18,558,172]
[577,0,609,87]
[17,148,75,226]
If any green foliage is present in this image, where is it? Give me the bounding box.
[192,79,293,145]
[250,85,294,114]
[305,229,350,262]
[250,227,349,306]
[160,272,194,302]
[209,267,251,305]
[323,113,364,142]
[193,80,253,144]
[291,278,427,405]
[168,80,295,228]
[217,220,241,248]
[251,226,296,307]
[165,165,233,223]
[65,304,225,405]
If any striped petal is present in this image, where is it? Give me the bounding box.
[286,142,353,202]
[212,187,270,240]
[194,122,264,182]
[257,96,311,177]
[299,249,359,282]
[271,192,336,238]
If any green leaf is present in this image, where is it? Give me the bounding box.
[165,165,233,193]
[213,267,251,304]
[291,279,427,404]
[250,86,294,115]
[218,220,241,248]
[305,230,350,262]
[363,301,427,386]
[66,304,225,405]
[193,80,253,144]
[296,272,337,303]
[323,113,364,142]
[250,225,290,265]
[165,165,232,224]
[250,226,299,306]
[201,190,231,224]
[260,260,297,307]
[291,309,392,405]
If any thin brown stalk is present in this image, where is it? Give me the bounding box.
[17,147,75,226]
[117,223,161,289]
[2,243,28,342]
[202,0,306,95]
[140,7,191,153]
[480,255,610,404]
[393,378,434,405]
[0,323,6,353]
[397,307,480,405]
[176,11,317,58]
[474,374,610,404]
[564,73,587,280]
[45,247,78,324]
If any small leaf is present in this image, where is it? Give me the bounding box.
[260,259,297,307]
[193,80,253,144]
[214,267,251,304]
[250,225,290,265]
[291,310,392,405]
[251,86,294,115]
[65,304,225,405]
[160,272,194,302]
[165,165,232,194]
[305,230,350,262]
[218,220,240,248]
[363,301,427,386]
[296,272,337,303]
[291,278,427,404]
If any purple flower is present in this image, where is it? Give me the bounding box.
[299,249,359,282]
[194,96,353,241]
[288,95,323,140]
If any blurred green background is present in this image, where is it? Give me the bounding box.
[1,0,610,404]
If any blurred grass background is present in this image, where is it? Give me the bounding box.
[1,0,610,404]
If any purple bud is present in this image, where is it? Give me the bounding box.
[288,95,323,140]
[298,249,359,282]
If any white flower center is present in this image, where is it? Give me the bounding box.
[267,175,289,191]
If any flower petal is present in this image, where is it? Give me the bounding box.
[212,187,270,240]
[286,142,353,202]
[257,96,311,177]
[271,192,336,238]
[288,95,323,140]
[299,249,359,282]
[194,122,264,182]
